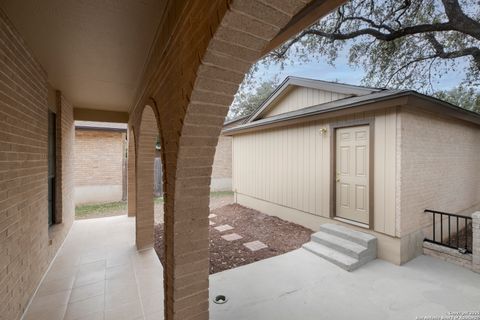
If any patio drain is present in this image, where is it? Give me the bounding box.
[213,294,228,304]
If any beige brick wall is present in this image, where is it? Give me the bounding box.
[211,134,232,191]
[74,129,124,186]
[55,93,75,226]
[0,9,75,319]
[211,135,231,179]
[127,128,136,216]
[399,106,480,262]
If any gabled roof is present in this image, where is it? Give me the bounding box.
[223,89,480,135]
[245,76,382,123]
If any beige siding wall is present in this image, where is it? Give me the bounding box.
[233,108,398,237]
[262,86,350,118]
[399,107,480,261]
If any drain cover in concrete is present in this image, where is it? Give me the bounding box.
[243,240,268,251]
[209,221,215,226]
[208,214,217,218]
[221,233,243,241]
[214,224,233,232]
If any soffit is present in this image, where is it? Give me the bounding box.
[0,0,165,111]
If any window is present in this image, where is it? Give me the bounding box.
[48,111,56,226]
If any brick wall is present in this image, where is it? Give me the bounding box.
[211,135,231,179]
[74,130,124,186]
[211,134,232,191]
[0,10,75,319]
[399,106,480,262]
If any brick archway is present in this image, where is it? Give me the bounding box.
[164,2,312,319]
[135,104,162,250]
[125,1,343,318]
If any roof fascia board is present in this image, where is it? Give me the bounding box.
[75,126,127,132]
[288,77,378,96]
[224,95,408,135]
[246,77,294,123]
[406,94,480,126]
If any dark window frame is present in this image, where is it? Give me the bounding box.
[48,111,56,226]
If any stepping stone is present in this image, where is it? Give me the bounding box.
[214,224,233,232]
[221,233,243,241]
[243,240,268,251]
[208,214,217,218]
[209,221,215,226]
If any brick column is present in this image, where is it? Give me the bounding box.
[135,106,158,249]
[124,0,341,318]
[473,212,480,273]
[162,1,310,319]
[127,128,136,217]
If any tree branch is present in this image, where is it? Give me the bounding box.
[303,22,453,42]
[441,0,480,40]
[426,33,480,70]
[342,16,395,33]
[271,21,461,61]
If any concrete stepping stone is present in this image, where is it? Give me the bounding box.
[214,224,233,232]
[208,214,217,218]
[243,240,268,251]
[221,233,243,241]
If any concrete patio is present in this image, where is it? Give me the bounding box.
[211,249,480,320]
[23,215,480,320]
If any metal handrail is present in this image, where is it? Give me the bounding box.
[424,209,472,254]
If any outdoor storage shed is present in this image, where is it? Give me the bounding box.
[224,76,480,265]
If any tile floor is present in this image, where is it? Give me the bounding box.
[22,216,163,320]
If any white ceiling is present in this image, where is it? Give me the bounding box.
[0,0,165,111]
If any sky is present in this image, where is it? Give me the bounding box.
[247,47,468,92]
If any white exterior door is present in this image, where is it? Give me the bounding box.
[335,125,370,225]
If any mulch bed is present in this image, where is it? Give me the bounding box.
[154,204,313,274]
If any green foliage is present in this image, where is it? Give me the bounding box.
[75,201,127,218]
[210,191,234,197]
[75,197,163,219]
[435,86,480,113]
[228,78,279,119]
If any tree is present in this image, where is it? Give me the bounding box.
[435,86,480,113]
[228,79,279,119]
[265,0,480,92]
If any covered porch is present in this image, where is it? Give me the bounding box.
[0,1,346,319]
[24,215,480,320]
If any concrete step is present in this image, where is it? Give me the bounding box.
[311,232,367,260]
[319,223,377,249]
[302,242,360,271]
[303,224,377,271]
